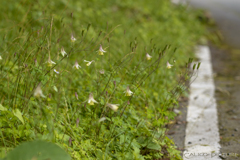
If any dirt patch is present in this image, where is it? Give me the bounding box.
[167,96,188,157]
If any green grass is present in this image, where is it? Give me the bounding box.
[0,0,206,159]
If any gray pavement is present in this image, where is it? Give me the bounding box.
[189,0,240,49]
[189,0,240,159]
[169,1,240,159]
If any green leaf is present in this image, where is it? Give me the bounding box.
[58,134,70,142]
[0,104,7,111]
[100,98,104,105]
[3,140,71,160]
[131,139,141,150]
[193,64,196,70]
[197,62,201,69]
[95,149,104,159]
[120,135,125,144]
[82,29,85,36]
[0,147,11,159]
[146,141,161,150]
[13,109,24,124]
[87,24,91,31]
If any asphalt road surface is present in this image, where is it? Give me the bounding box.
[169,0,240,159]
[189,0,240,49]
[189,1,240,159]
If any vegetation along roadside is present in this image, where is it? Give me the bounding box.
[0,0,206,159]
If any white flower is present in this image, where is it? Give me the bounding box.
[107,103,119,112]
[54,69,59,74]
[99,69,105,74]
[88,93,98,105]
[60,47,67,57]
[167,61,173,69]
[47,56,56,67]
[99,117,106,122]
[146,53,152,60]
[73,61,81,69]
[34,85,46,98]
[71,35,76,43]
[124,86,133,96]
[97,45,106,55]
[0,55,2,60]
[84,60,94,66]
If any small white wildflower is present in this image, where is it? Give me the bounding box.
[107,103,119,112]
[54,69,59,74]
[47,56,56,67]
[71,35,76,43]
[146,53,152,60]
[60,47,67,57]
[99,117,106,123]
[88,93,98,105]
[167,61,173,69]
[0,55,2,60]
[97,44,106,55]
[84,60,94,66]
[124,86,133,96]
[73,61,81,69]
[34,85,46,98]
[99,69,105,74]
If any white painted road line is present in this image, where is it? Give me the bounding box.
[183,46,221,160]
